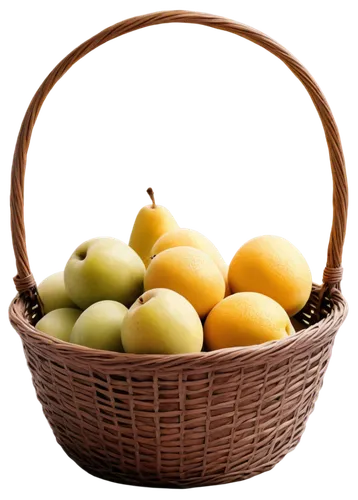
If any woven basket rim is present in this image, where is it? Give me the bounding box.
[9,285,348,370]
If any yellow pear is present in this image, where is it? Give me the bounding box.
[151,228,231,296]
[129,188,178,266]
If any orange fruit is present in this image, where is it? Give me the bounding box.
[144,246,225,318]
[151,228,230,296]
[228,235,312,316]
[204,292,294,350]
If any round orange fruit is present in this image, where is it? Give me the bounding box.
[228,235,312,316]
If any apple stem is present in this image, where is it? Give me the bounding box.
[139,296,144,304]
[147,187,156,208]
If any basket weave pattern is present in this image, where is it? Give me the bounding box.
[9,11,348,488]
[9,287,347,487]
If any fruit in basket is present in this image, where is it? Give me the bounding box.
[70,300,127,351]
[38,271,77,313]
[204,292,294,350]
[144,246,225,318]
[64,238,145,309]
[121,289,203,354]
[36,308,82,341]
[129,188,178,266]
[151,228,230,296]
[228,235,312,316]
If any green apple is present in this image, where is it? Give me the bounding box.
[70,300,127,351]
[37,271,78,314]
[64,238,145,309]
[121,288,203,354]
[36,308,82,341]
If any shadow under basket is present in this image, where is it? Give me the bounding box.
[9,11,348,489]
[9,285,348,487]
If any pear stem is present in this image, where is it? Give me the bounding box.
[147,187,156,208]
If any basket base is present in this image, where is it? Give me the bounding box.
[62,443,296,488]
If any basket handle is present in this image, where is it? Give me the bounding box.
[11,10,348,296]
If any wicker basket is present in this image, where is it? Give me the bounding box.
[9,11,348,488]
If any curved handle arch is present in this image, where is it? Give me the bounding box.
[8,8,349,292]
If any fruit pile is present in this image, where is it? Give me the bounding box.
[36,189,312,354]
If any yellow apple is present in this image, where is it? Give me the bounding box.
[64,238,145,309]
[70,300,128,351]
[38,271,77,313]
[36,308,82,342]
[121,289,203,354]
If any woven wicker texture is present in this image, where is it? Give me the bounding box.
[9,11,348,488]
